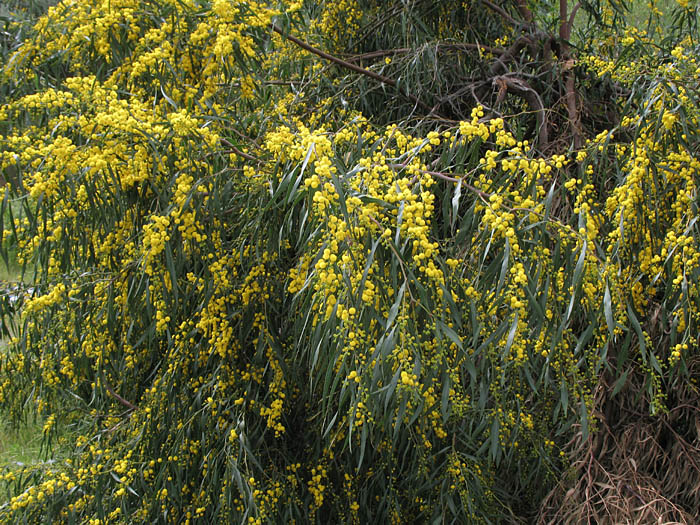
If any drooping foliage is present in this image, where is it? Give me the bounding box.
[0,0,699,522]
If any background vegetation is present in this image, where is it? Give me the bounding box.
[1,0,699,522]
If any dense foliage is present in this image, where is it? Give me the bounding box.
[1,0,699,522]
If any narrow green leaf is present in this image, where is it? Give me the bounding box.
[604,282,614,340]
[496,237,510,294]
[580,400,589,441]
[438,320,463,351]
[451,179,462,229]
[612,369,630,396]
[489,416,500,463]
[385,281,406,329]
[503,313,519,357]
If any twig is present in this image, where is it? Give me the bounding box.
[513,0,534,23]
[493,75,549,148]
[219,79,307,86]
[487,34,544,76]
[387,163,489,200]
[567,1,582,32]
[659,417,700,474]
[219,138,262,163]
[481,0,522,27]
[102,376,138,411]
[559,0,583,149]
[223,125,262,148]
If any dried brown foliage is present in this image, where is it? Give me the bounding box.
[539,358,700,524]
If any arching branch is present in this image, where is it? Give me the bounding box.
[270,24,440,116]
[493,75,549,148]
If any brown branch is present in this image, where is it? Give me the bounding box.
[568,1,582,33]
[387,163,490,201]
[488,34,536,76]
[102,376,138,411]
[219,138,262,163]
[343,48,411,62]
[225,125,261,147]
[494,75,549,148]
[564,70,582,149]
[481,0,521,26]
[218,80,306,87]
[270,24,436,115]
[559,0,571,41]
[513,0,534,22]
[559,0,583,149]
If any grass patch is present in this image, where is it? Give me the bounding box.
[1,260,43,471]
[0,414,44,468]
[0,262,21,284]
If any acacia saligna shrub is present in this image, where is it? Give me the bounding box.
[1,0,699,522]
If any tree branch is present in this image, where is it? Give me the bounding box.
[513,0,534,23]
[388,163,490,201]
[270,24,437,115]
[219,138,262,163]
[481,0,522,26]
[493,75,549,148]
[102,375,138,411]
[559,0,583,148]
[487,34,537,76]
[568,1,582,33]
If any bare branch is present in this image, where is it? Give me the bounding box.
[270,24,437,115]
[219,138,262,163]
[568,1,582,33]
[493,75,549,148]
[513,0,534,22]
[559,0,583,148]
[103,376,138,411]
[481,0,521,27]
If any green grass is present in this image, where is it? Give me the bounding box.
[0,340,59,474]
[0,414,44,468]
[1,259,23,349]
[1,256,44,471]
[0,262,21,283]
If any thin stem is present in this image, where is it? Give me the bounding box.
[219,138,262,163]
[102,375,138,411]
[481,0,521,27]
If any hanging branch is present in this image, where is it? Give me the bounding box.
[513,0,534,22]
[219,137,262,163]
[487,34,538,76]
